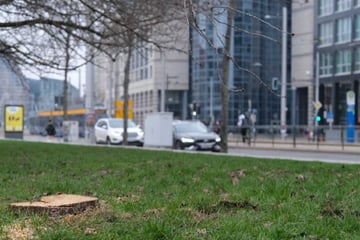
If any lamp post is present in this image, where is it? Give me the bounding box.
[250,62,262,113]
[209,76,214,126]
[280,6,287,140]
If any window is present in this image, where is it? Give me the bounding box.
[140,69,144,80]
[319,22,333,46]
[319,0,334,16]
[356,15,360,39]
[356,0,360,7]
[355,47,360,72]
[336,0,351,12]
[136,51,139,68]
[336,50,351,74]
[144,67,148,79]
[140,49,144,67]
[336,17,351,43]
[320,52,333,76]
[144,48,148,65]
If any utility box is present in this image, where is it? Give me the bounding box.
[144,112,173,147]
[63,121,79,142]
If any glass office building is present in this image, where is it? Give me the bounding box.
[190,0,291,127]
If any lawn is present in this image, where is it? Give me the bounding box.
[1,140,360,239]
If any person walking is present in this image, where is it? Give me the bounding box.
[237,113,248,143]
[46,119,56,141]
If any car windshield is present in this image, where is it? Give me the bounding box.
[174,121,209,133]
[108,119,137,128]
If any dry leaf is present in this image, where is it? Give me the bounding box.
[196,228,207,235]
[297,174,305,180]
[232,176,239,185]
[84,227,97,234]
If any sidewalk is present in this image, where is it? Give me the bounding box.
[228,139,360,154]
[2,130,360,154]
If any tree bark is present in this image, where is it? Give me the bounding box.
[123,45,133,145]
[220,0,235,153]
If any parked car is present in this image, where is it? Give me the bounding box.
[172,120,221,152]
[94,118,144,146]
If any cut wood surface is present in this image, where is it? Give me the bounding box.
[9,194,99,217]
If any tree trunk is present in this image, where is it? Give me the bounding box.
[63,30,71,122]
[220,0,235,153]
[123,46,133,145]
[10,194,99,217]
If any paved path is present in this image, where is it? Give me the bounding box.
[229,140,360,154]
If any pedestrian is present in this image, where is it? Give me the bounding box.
[237,113,248,143]
[214,120,221,134]
[46,119,56,140]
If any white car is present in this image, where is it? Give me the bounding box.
[94,118,144,146]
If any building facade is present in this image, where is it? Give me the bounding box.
[190,0,291,127]
[28,77,83,113]
[0,58,30,125]
[315,0,360,126]
[292,0,315,126]
[87,26,189,126]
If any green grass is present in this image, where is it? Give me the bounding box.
[1,140,360,239]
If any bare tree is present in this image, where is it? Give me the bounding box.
[219,0,235,153]
[0,1,187,138]
[0,1,101,69]
[89,0,187,145]
[0,0,286,151]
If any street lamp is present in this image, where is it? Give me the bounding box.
[249,62,262,113]
[280,6,287,139]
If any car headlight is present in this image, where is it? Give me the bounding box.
[216,137,221,142]
[181,137,195,143]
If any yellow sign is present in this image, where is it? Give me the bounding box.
[115,100,133,119]
[4,105,24,132]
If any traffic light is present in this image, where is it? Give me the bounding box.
[190,102,201,117]
[271,77,279,91]
[315,115,321,122]
[190,102,197,117]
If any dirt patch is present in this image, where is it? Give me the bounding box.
[3,220,39,240]
[320,201,343,217]
[198,200,258,215]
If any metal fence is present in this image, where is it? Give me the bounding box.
[228,125,360,150]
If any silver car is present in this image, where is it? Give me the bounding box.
[94,118,144,146]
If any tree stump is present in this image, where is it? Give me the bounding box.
[9,194,99,217]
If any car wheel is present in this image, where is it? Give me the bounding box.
[212,144,221,152]
[174,141,183,150]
